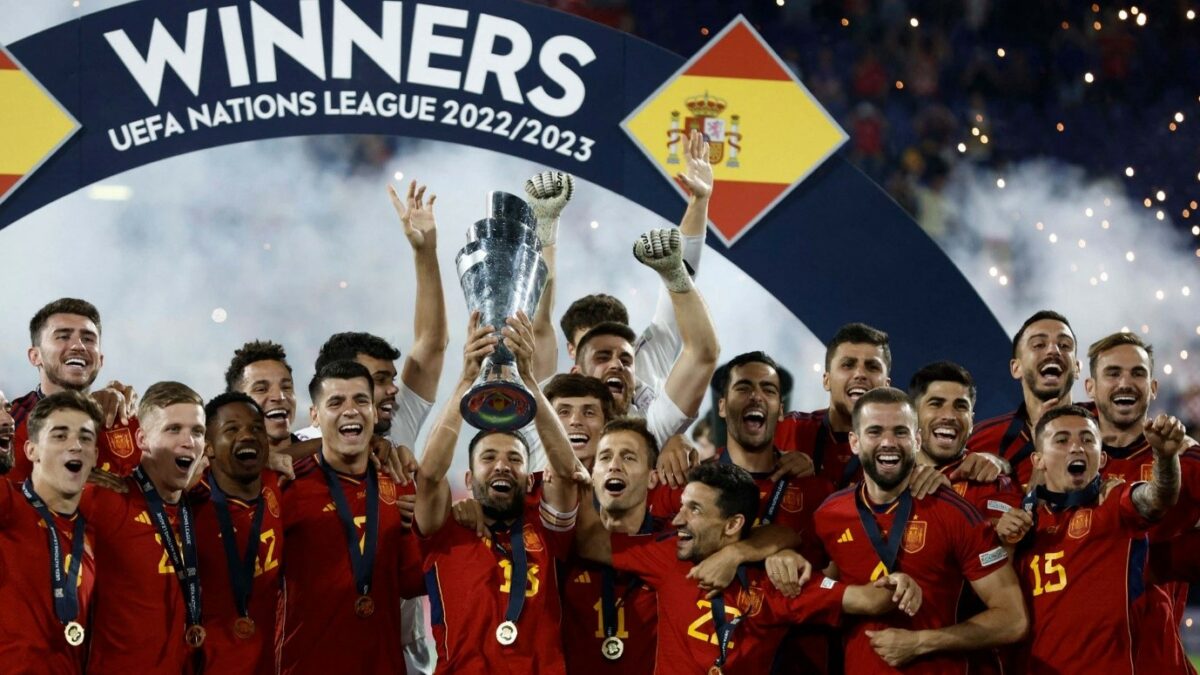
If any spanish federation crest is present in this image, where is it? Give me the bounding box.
[667,93,743,167]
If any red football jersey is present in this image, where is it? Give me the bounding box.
[647,449,840,674]
[610,532,846,674]
[81,478,197,674]
[193,471,285,675]
[0,479,95,675]
[421,499,573,674]
[814,484,1009,674]
[966,406,1036,486]
[1015,482,1151,675]
[775,409,859,488]
[279,455,423,674]
[937,458,1023,520]
[560,514,668,675]
[8,389,142,481]
[1101,438,1200,674]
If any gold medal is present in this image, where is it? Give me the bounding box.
[601,636,624,660]
[495,620,518,645]
[354,594,375,618]
[63,621,85,647]
[233,616,256,639]
[708,667,723,675]
[184,624,206,648]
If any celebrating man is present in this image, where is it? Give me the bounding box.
[225,340,298,454]
[0,392,102,673]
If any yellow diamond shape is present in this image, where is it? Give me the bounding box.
[0,44,80,203]
[622,16,846,245]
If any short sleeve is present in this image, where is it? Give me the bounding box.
[978,476,1023,517]
[1114,482,1155,534]
[947,498,1010,582]
[390,382,434,449]
[611,533,673,587]
[761,576,846,628]
[645,392,695,447]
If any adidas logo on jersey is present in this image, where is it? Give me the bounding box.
[574,572,592,584]
[837,529,854,543]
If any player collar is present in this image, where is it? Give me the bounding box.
[1036,476,1101,512]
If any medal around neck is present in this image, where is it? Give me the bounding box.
[456,191,549,432]
[354,594,375,618]
[495,620,519,645]
[601,636,624,660]
[184,624,206,648]
[233,616,256,639]
[64,621,85,646]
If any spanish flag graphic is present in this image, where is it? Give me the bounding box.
[623,16,847,246]
[0,44,79,206]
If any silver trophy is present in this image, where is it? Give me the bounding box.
[456,191,549,431]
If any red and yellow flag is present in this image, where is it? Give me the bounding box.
[0,45,79,205]
[622,16,846,245]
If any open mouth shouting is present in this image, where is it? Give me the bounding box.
[174,454,197,474]
[741,408,767,435]
[232,442,263,466]
[604,376,626,400]
[488,475,516,498]
[62,356,91,375]
[338,422,365,441]
[602,475,627,498]
[0,425,13,456]
[567,432,591,453]
[377,399,396,423]
[1066,458,1087,476]
[1037,360,1065,387]
[929,422,961,449]
[874,449,904,475]
[846,385,869,403]
[64,458,85,475]
[264,407,290,425]
[1109,389,1141,415]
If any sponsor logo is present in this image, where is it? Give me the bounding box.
[837,528,854,543]
[978,546,1008,567]
[987,500,1013,514]
[820,577,837,590]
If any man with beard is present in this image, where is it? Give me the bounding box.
[0,389,14,473]
[1083,332,1200,673]
[193,393,284,675]
[774,323,892,489]
[279,361,424,674]
[910,362,1022,520]
[8,298,138,481]
[813,388,1026,673]
[415,311,580,674]
[968,310,1079,485]
[83,382,210,674]
[995,407,1187,675]
[569,227,719,449]
[225,340,298,454]
[575,461,919,674]
[0,392,102,674]
[530,130,713,399]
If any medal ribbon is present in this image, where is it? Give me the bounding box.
[319,453,379,597]
[717,449,790,525]
[710,566,749,670]
[208,473,266,619]
[21,480,86,628]
[488,511,528,627]
[854,485,914,574]
[599,510,656,639]
[133,466,202,629]
[1036,475,1102,512]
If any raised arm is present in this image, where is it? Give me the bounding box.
[506,311,580,514]
[633,229,720,417]
[414,313,496,536]
[525,172,575,382]
[573,492,614,566]
[1133,414,1187,520]
[389,181,449,402]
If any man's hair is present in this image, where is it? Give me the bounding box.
[27,391,104,440]
[1011,310,1073,358]
[560,294,629,345]
[713,351,793,397]
[1088,331,1154,375]
[851,387,915,433]
[599,417,660,467]
[314,332,400,373]
[824,322,891,371]
[1034,405,1099,444]
[138,381,204,421]
[685,462,759,539]
[543,374,616,423]
[29,298,102,345]
[467,429,530,466]
[225,340,292,392]
[308,360,374,402]
[574,322,637,363]
[908,361,976,406]
[204,391,263,427]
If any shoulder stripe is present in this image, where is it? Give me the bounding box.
[970,413,1017,435]
[934,489,986,525]
[815,485,856,514]
[781,409,824,422]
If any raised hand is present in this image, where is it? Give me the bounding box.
[677,129,713,200]
[461,311,497,383]
[1146,414,1187,458]
[388,180,438,251]
[633,228,690,293]
[524,171,575,246]
[502,311,537,385]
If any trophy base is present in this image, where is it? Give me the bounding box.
[460,380,536,432]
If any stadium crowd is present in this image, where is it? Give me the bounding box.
[1,132,1198,675]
